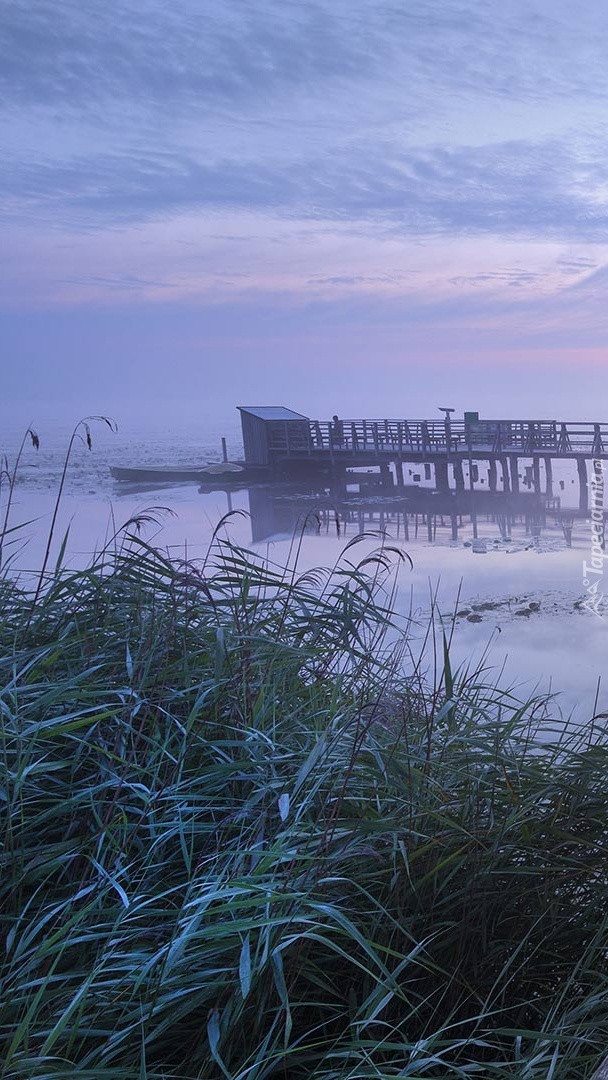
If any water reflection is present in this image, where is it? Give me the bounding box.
[234,480,608,719]
[244,480,599,552]
[11,470,608,716]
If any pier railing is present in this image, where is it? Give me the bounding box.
[293,419,608,457]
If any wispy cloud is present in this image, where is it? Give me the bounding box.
[3,136,608,245]
[5,1,608,118]
[5,0,608,243]
[4,0,608,413]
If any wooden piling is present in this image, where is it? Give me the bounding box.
[544,455,553,497]
[471,504,478,540]
[577,457,589,511]
[532,456,541,495]
[453,458,465,492]
[500,456,510,493]
[435,460,450,491]
[488,459,497,492]
[509,455,520,495]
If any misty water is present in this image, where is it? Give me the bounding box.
[2,415,607,720]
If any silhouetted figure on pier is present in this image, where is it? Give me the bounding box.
[331,414,344,448]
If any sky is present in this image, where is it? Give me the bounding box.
[3,0,608,428]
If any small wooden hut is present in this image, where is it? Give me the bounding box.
[238,406,311,466]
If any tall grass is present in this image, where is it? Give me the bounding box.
[1,446,608,1077]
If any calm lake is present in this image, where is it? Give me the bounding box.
[2,415,607,719]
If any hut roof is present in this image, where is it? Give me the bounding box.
[238,406,309,421]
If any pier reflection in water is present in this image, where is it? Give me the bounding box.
[238,478,608,718]
[109,472,606,711]
[244,479,599,551]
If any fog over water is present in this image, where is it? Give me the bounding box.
[1,411,607,720]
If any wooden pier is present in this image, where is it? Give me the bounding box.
[238,408,608,511]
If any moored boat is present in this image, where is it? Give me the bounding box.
[110,462,267,484]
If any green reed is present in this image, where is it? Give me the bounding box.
[1,437,608,1078]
